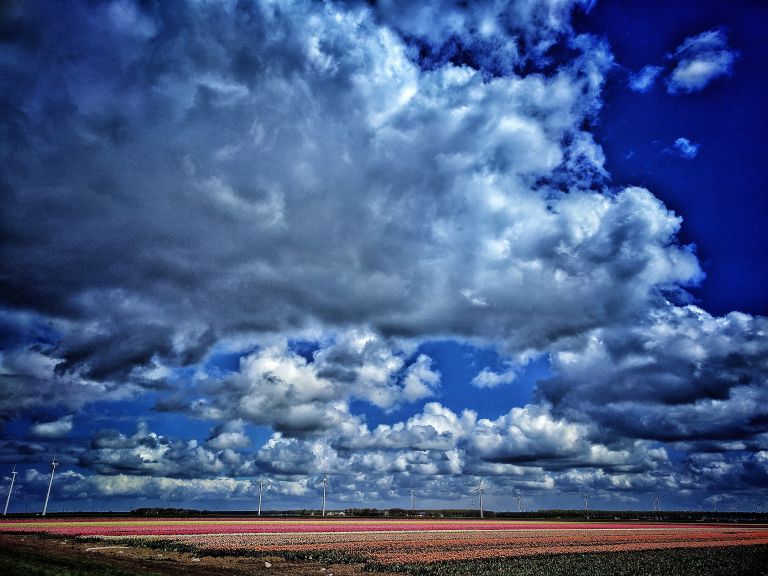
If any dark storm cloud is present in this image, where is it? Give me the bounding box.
[79,422,248,479]
[540,304,768,443]
[1,0,692,392]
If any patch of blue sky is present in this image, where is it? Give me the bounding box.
[351,340,551,428]
[2,416,32,439]
[204,345,259,375]
[242,424,274,451]
[575,0,768,316]
[143,409,213,442]
[423,340,550,418]
[80,397,159,433]
[287,338,322,363]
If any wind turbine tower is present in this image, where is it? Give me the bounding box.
[257,479,268,516]
[321,472,329,517]
[409,485,415,513]
[3,466,18,516]
[42,456,59,516]
[581,492,589,511]
[516,494,522,513]
[473,478,486,519]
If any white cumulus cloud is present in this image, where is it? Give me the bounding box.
[667,29,737,94]
[31,415,74,438]
[629,65,663,93]
[673,137,700,159]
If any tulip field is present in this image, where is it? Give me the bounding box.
[2,517,768,575]
[155,524,768,564]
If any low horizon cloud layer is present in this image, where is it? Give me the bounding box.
[0,0,765,512]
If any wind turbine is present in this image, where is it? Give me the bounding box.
[653,496,661,513]
[516,493,523,513]
[42,456,59,516]
[320,472,329,517]
[3,466,18,516]
[257,478,269,516]
[167,487,183,505]
[409,484,415,513]
[472,478,486,519]
[580,492,589,511]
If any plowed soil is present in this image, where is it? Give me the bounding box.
[0,533,380,576]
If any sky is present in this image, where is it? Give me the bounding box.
[0,0,766,514]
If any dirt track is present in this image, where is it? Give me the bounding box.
[0,533,378,576]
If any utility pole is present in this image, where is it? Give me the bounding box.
[3,466,18,515]
[42,457,58,516]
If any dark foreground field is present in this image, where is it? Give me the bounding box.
[2,533,767,576]
[0,532,368,576]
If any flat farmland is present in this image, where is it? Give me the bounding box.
[2,517,768,575]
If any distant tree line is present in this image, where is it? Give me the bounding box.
[121,507,767,522]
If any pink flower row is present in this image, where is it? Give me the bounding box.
[0,518,725,537]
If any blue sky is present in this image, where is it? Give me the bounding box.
[576,0,768,318]
[0,0,766,514]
